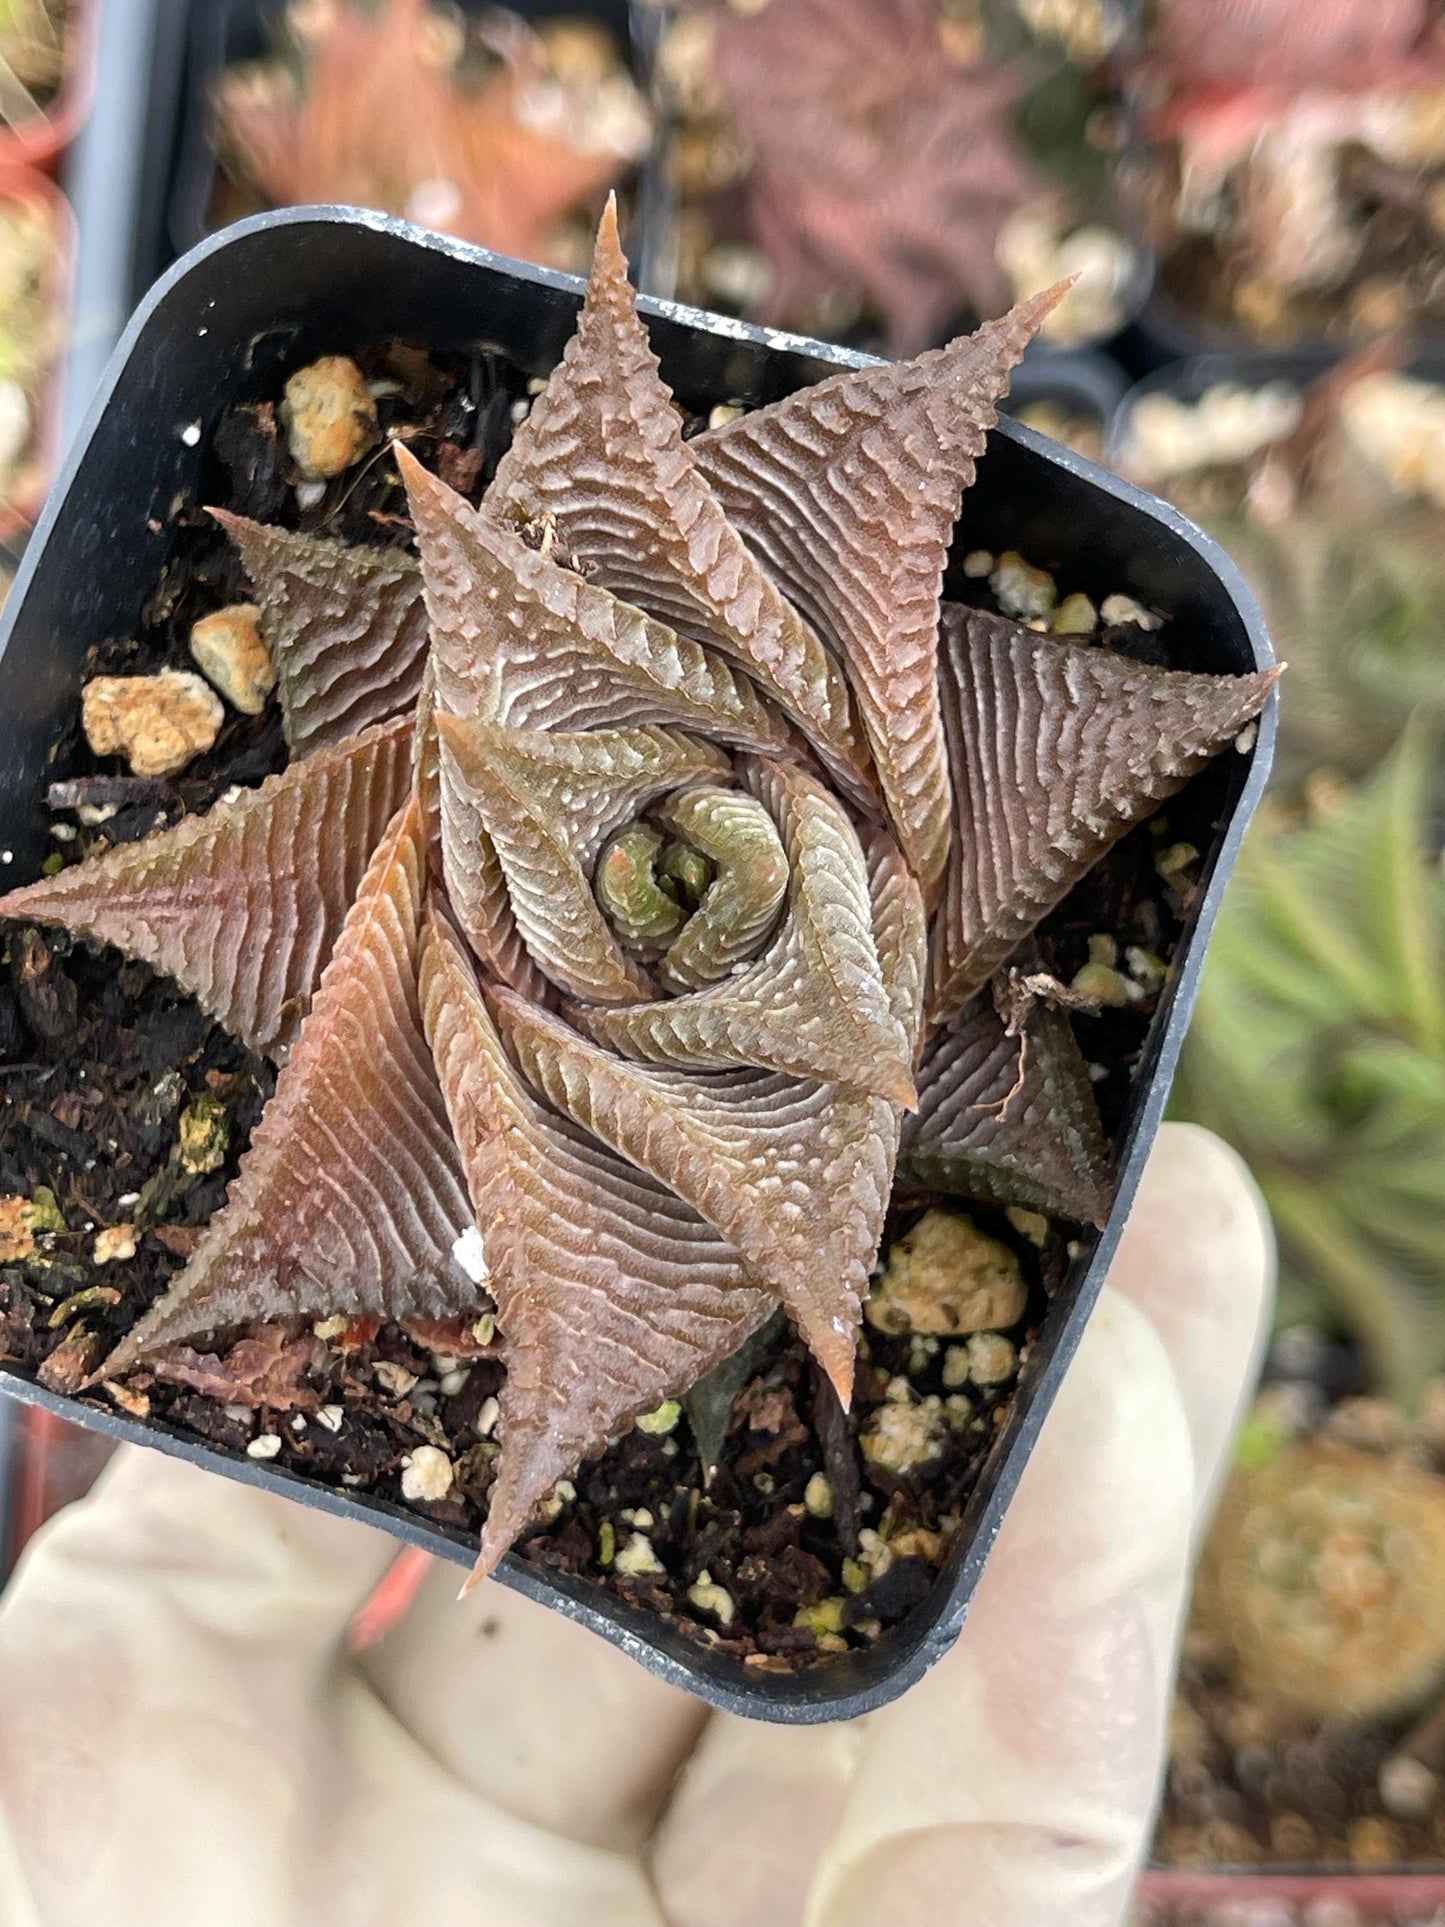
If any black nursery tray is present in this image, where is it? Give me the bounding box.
[0,209,1275,1721]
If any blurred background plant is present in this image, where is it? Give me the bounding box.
[1126,0,1445,348]
[210,0,651,265]
[1118,356,1445,1409]
[646,0,1139,349]
[1179,729,1445,1408]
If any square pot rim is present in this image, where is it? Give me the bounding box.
[0,205,1277,1723]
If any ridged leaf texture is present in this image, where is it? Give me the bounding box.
[931,604,1280,1025]
[488,201,878,814]
[215,512,428,755]
[0,717,413,1057]
[693,286,1064,905]
[901,969,1114,1227]
[104,798,473,1375]
[0,206,1278,1583]
[420,905,774,1579]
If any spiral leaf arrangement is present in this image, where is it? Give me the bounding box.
[0,207,1276,1581]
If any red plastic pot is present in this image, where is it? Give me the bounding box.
[0,167,73,547]
[1,1405,113,1573]
[1136,1864,1445,1921]
[0,0,96,175]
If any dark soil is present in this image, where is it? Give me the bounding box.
[1,338,1206,1666]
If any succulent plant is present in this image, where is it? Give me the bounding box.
[0,208,1274,1582]
[704,0,1044,353]
[1197,1439,1445,1722]
[1178,726,1445,1407]
[215,0,651,263]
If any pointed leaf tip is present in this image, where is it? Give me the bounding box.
[210,511,427,755]
[100,795,474,1377]
[0,717,414,1058]
[487,212,878,812]
[931,605,1280,1024]
[594,189,625,267]
[691,298,1061,907]
[421,911,774,1581]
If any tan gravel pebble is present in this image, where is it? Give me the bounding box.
[868,1209,1026,1336]
[92,1224,138,1265]
[189,602,276,714]
[282,355,378,480]
[81,671,224,777]
[400,1445,455,1503]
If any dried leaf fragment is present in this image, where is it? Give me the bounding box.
[901,976,1113,1226]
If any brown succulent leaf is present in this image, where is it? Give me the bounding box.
[859,821,929,1056]
[435,715,729,1003]
[495,814,925,1410]
[683,1304,788,1482]
[570,758,917,1104]
[436,751,552,1004]
[399,439,793,1004]
[213,511,428,755]
[1139,0,1439,93]
[100,798,474,1378]
[930,606,1281,1026]
[900,976,1114,1226]
[216,0,647,263]
[486,201,878,811]
[0,717,413,1059]
[397,444,797,755]
[712,0,1044,353]
[418,904,774,1583]
[493,988,890,1407]
[692,291,1063,908]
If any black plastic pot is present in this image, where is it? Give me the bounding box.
[1000,347,1128,458]
[0,208,1276,1721]
[1005,347,1126,421]
[0,1394,16,1576]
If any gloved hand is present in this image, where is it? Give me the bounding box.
[0,1123,1273,1927]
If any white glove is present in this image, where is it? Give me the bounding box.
[0,1123,1273,1927]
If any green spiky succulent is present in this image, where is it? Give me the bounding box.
[1178,724,1445,1406]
